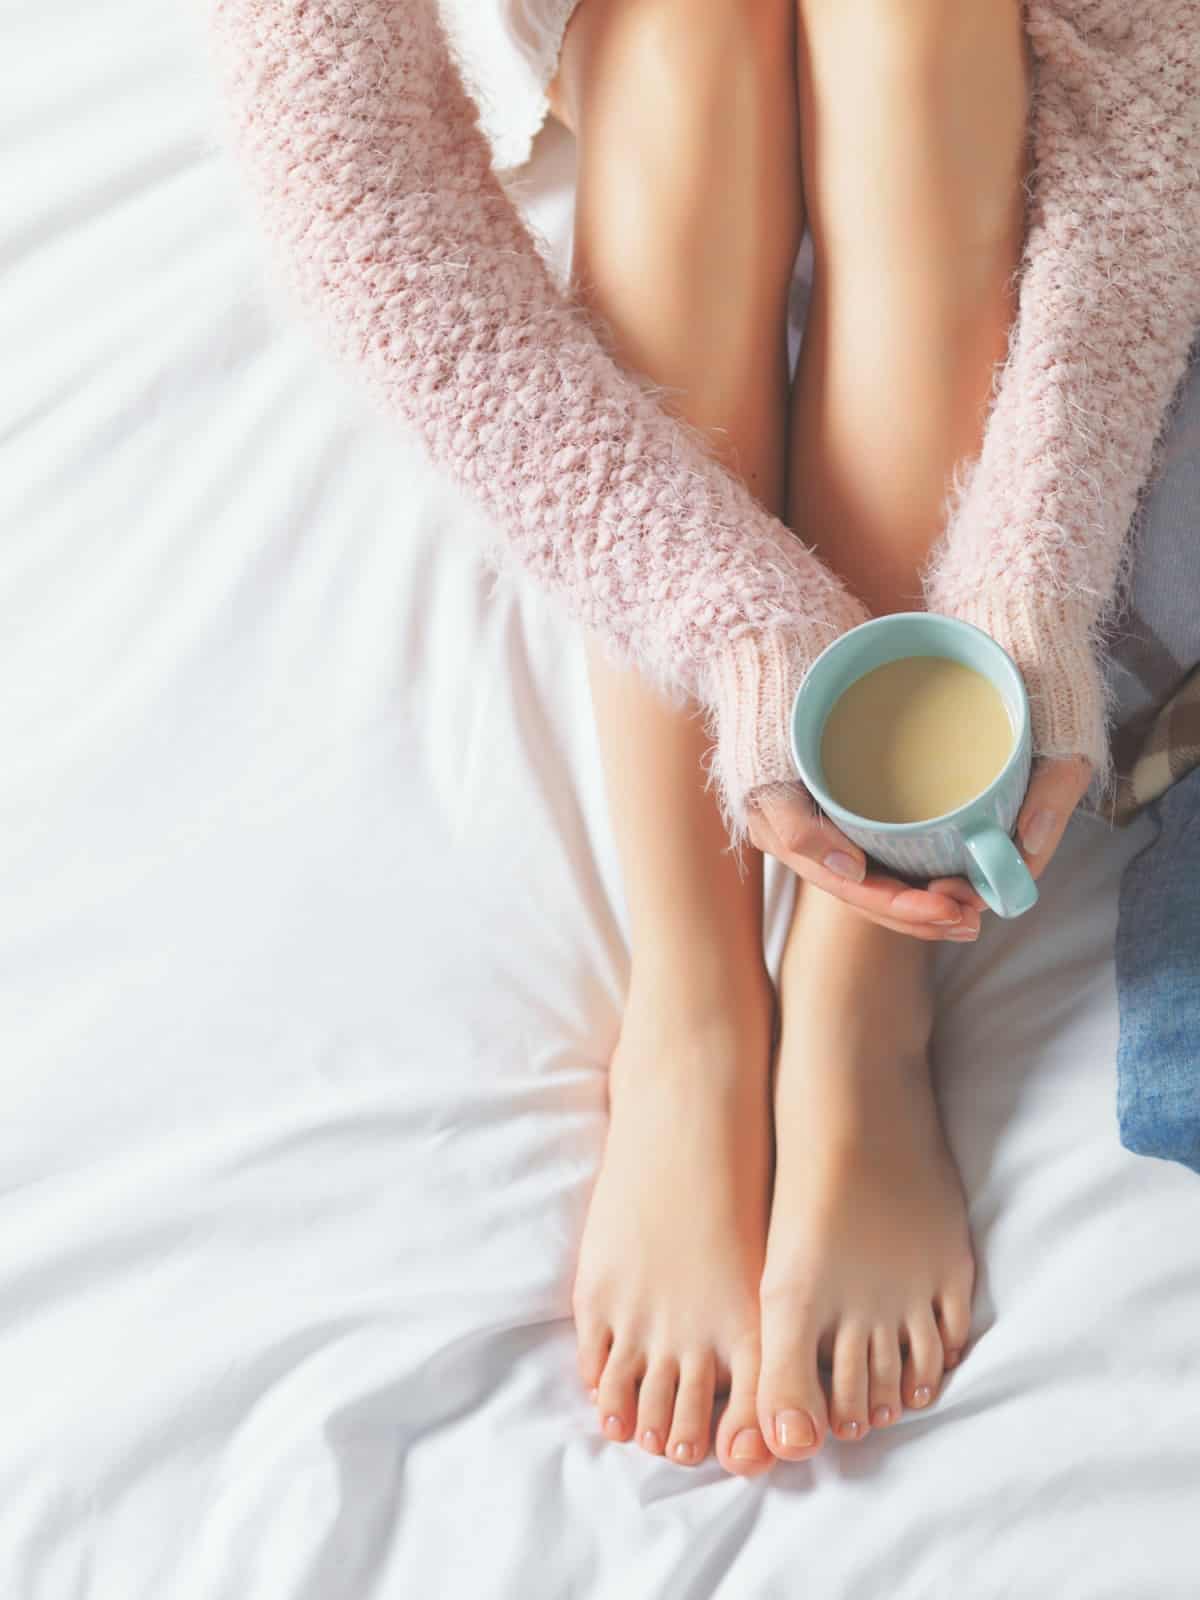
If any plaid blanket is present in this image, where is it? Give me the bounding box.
[1107,342,1200,825]
[1114,664,1200,823]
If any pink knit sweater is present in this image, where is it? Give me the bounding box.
[208,0,1200,834]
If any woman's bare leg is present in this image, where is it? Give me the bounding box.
[758,0,1028,1459]
[551,0,801,1475]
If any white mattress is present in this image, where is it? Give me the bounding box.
[4,5,1200,1596]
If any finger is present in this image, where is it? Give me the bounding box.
[927,878,989,914]
[782,859,983,935]
[785,867,982,942]
[750,796,868,887]
[1017,757,1092,880]
[841,913,975,941]
[751,794,982,936]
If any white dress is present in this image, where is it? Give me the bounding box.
[440,0,582,171]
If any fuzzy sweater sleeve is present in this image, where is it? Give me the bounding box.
[925,0,1200,786]
[206,0,868,832]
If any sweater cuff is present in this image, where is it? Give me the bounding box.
[939,592,1110,782]
[706,624,852,838]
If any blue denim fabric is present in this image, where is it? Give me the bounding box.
[1115,765,1200,1172]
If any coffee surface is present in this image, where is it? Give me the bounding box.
[820,656,1014,824]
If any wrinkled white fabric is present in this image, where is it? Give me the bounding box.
[2,5,1199,1596]
[441,0,581,169]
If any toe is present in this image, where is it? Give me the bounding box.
[937,1271,974,1369]
[666,1354,716,1466]
[634,1358,678,1457]
[758,1297,828,1460]
[830,1323,870,1442]
[715,1339,771,1478]
[596,1345,641,1442]
[902,1307,945,1412]
[867,1325,903,1429]
[576,1319,612,1394]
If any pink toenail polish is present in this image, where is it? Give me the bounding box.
[673,1441,695,1463]
[913,1386,932,1407]
[945,1349,962,1369]
[604,1415,624,1437]
[641,1429,662,1453]
[775,1410,817,1452]
[872,1406,892,1427]
[731,1428,763,1462]
[589,1388,598,1402]
[838,1420,862,1439]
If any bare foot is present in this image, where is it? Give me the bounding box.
[573,962,775,1476]
[757,892,975,1459]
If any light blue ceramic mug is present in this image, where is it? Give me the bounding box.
[790,613,1037,919]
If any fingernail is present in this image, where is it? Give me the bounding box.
[1022,809,1057,857]
[933,912,963,927]
[824,851,865,884]
[912,1385,932,1408]
[640,1429,663,1453]
[948,924,979,942]
[776,1409,817,1451]
[872,1406,892,1427]
[731,1428,764,1462]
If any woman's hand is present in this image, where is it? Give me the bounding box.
[749,755,1093,939]
[1014,755,1094,880]
[747,784,985,942]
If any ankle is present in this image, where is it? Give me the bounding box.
[627,943,774,1030]
[615,959,774,1094]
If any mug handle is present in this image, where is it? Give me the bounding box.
[962,824,1039,919]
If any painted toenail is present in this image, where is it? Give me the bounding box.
[872,1406,892,1427]
[731,1428,763,1462]
[641,1429,662,1453]
[776,1410,817,1451]
[945,1349,962,1369]
[838,1420,862,1439]
[913,1386,932,1407]
[673,1441,695,1463]
[589,1388,598,1402]
[604,1415,624,1437]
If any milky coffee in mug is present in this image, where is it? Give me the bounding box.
[789,614,1038,918]
[819,655,1015,826]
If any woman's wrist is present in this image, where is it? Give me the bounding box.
[931,589,1108,780]
[706,607,870,835]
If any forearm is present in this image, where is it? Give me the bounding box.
[206,0,867,798]
[925,0,1200,776]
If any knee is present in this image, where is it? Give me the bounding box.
[639,0,794,79]
[803,0,990,26]
[634,0,789,37]
[801,0,1022,67]
[568,0,792,105]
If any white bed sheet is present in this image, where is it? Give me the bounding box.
[3,5,1200,1596]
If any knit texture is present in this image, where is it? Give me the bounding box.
[206,0,868,837]
[207,0,1200,832]
[925,0,1200,788]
